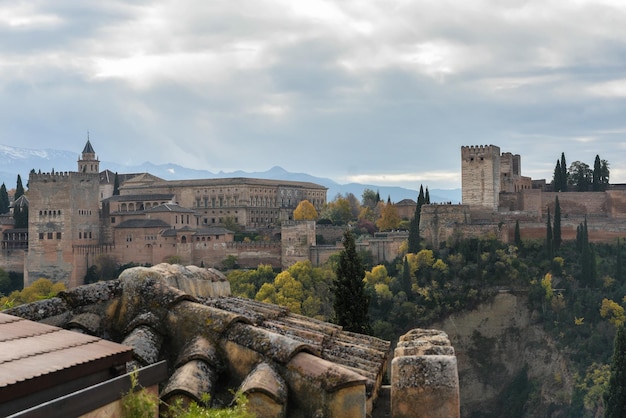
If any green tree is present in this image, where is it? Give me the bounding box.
[14,174,24,200]
[333,229,370,334]
[560,152,568,192]
[514,220,522,249]
[546,208,553,259]
[0,183,10,214]
[569,161,592,192]
[601,159,610,190]
[553,159,563,192]
[321,195,353,224]
[408,185,426,253]
[605,325,626,417]
[361,189,379,210]
[593,155,602,192]
[554,196,562,251]
[113,172,120,196]
[12,197,28,229]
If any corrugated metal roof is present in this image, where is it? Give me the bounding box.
[0,313,132,401]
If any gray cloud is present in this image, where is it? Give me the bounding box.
[1,0,626,190]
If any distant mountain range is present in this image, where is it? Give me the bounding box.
[0,144,461,203]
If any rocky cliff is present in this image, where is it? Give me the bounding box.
[433,292,573,417]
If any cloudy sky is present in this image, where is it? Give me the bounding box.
[2,1,626,190]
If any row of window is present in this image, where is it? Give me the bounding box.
[39,210,62,216]
[78,209,93,215]
[38,232,62,240]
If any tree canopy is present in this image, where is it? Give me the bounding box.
[293,200,318,221]
[333,229,370,333]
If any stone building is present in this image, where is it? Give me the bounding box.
[421,145,626,247]
[19,140,329,288]
[25,141,101,287]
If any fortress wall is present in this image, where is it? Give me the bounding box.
[512,219,626,243]
[607,190,626,218]
[0,250,25,273]
[541,192,609,217]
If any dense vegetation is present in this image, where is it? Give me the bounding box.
[228,228,626,417]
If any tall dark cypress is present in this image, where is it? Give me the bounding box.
[560,152,568,191]
[333,229,370,334]
[553,160,562,192]
[425,187,430,204]
[401,256,412,298]
[593,155,601,192]
[553,196,562,251]
[14,174,24,200]
[0,183,9,214]
[546,208,553,259]
[604,325,626,417]
[408,185,425,253]
[113,172,120,196]
[514,220,522,249]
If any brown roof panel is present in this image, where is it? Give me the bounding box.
[0,313,133,403]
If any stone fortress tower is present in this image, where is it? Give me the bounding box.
[461,145,501,211]
[25,139,101,287]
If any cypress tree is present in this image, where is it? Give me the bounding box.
[113,172,120,196]
[560,152,568,191]
[576,224,583,253]
[593,155,601,192]
[401,256,412,297]
[514,220,522,249]
[13,200,28,228]
[0,183,9,214]
[580,217,597,286]
[14,174,24,200]
[553,196,562,251]
[333,229,370,334]
[546,207,553,259]
[605,325,626,417]
[408,185,426,253]
[553,160,562,192]
[425,187,430,204]
[601,159,610,191]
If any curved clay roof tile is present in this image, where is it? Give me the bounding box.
[174,335,222,371]
[225,322,318,364]
[121,325,163,366]
[239,362,287,405]
[160,360,218,405]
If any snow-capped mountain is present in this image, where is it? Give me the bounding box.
[0,144,460,203]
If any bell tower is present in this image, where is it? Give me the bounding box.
[78,134,99,174]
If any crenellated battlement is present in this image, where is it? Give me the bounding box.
[461,145,501,161]
[29,171,98,183]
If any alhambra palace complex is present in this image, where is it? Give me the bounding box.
[2,141,626,288]
[5,142,626,417]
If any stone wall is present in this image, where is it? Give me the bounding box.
[0,249,25,273]
[281,221,316,269]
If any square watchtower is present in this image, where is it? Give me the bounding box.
[461,145,501,211]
